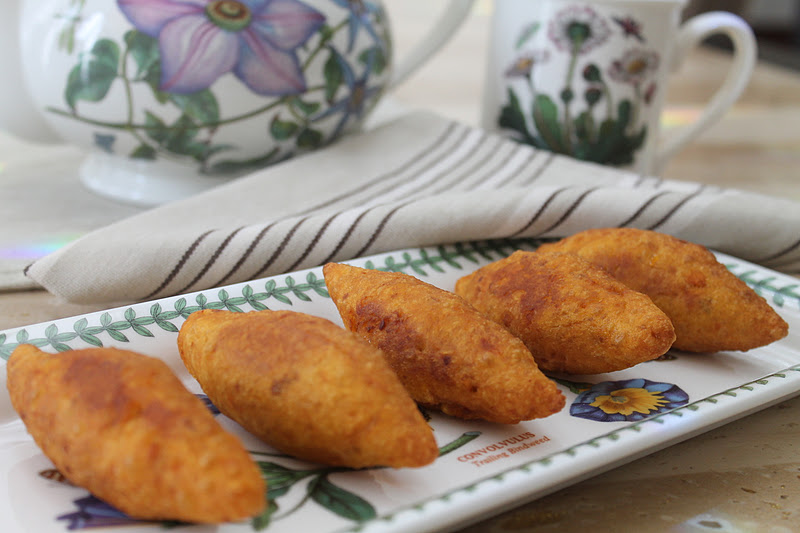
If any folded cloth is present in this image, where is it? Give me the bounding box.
[25,110,800,304]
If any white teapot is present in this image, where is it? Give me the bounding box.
[0,0,474,205]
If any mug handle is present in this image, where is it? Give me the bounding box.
[387,0,476,88]
[654,11,757,173]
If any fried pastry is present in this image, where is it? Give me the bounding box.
[178,309,438,468]
[6,345,265,524]
[322,262,565,424]
[537,228,789,352]
[455,251,676,374]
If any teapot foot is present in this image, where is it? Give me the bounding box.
[79,152,233,207]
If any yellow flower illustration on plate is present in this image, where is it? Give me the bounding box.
[570,378,689,422]
[590,387,670,416]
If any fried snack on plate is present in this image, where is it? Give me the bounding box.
[6,345,265,524]
[537,228,789,352]
[178,309,438,468]
[455,251,676,374]
[322,262,565,424]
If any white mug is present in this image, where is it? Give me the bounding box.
[481,0,756,175]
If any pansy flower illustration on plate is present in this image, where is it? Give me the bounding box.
[569,378,689,422]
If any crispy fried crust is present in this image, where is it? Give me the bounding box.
[455,251,676,374]
[323,263,565,424]
[178,309,438,468]
[538,228,789,352]
[6,345,265,524]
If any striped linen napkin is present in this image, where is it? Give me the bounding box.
[25,111,800,304]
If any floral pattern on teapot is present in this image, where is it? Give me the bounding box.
[497,5,661,167]
[48,0,390,175]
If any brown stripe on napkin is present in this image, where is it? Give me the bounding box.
[754,237,800,268]
[510,187,571,237]
[144,230,214,299]
[230,125,482,284]
[172,226,246,296]
[291,120,463,215]
[263,131,548,280]
[313,141,541,262]
[494,149,540,188]
[285,213,340,273]
[534,187,602,236]
[618,190,672,227]
[251,217,310,279]
[353,203,408,258]
[519,152,557,185]
[430,134,506,190]
[284,122,468,206]
[320,209,373,265]
[23,111,800,304]
[147,120,472,297]
[646,187,707,230]
[209,127,512,293]
[212,222,278,287]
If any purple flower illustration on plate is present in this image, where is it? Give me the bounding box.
[196,393,221,414]
[117,0,326,95]
[570,378,689,422]
[57,495,150,530]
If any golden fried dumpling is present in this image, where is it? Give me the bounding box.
[322,262,565,424]
[178,309,438,468]
[6,345,265,524]
[455,251,676,374]
[537,228,789,352]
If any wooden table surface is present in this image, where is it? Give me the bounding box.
[2,2,799,531]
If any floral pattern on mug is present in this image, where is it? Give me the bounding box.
[612,15,645,42]
[608,48,660,86]
[498,4,662,167]
[547,5,610,55]
[504,49,550,78]
[49,0,390,176]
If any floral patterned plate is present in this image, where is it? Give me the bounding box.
[1,238,799,533]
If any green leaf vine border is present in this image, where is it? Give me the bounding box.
[1,238,797,360]
[0,239,537,359]
[345,363,800,532]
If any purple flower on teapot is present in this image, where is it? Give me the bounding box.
[117,0,325,95]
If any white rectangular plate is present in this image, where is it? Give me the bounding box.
[1,239,799,533]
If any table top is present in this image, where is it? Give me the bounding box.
[2,2,800,532]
